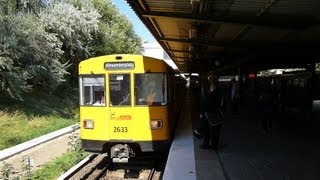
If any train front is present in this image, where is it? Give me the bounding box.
[78,55,170,163]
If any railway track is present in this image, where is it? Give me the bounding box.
[60,153,165,180]
[0,124,79,175]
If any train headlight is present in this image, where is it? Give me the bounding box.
[83,119,94,129]
[150,119,163,129]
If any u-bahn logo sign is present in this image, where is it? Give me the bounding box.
[104,62,135,70]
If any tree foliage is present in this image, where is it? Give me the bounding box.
[91,0,142,56]
[39,1,100,60]
[0,0,142,99]
[39,1,101,84]
[0,0,17,15]
[0,14,65,99]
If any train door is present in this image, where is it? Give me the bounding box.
[107,73,132,140]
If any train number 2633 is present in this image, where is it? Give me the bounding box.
[114,127,128,133]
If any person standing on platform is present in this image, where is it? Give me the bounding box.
[195,80,224,150]
[307,71,320,120]
[257,79,273,135]
[230,78,240,114]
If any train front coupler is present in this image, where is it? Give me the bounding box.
[110,144,135,163]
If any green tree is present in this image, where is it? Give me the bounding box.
[0,0,44,15]
[90,0,142,56]
[0,0,143,99]
[0,0,17,15]
[16,0,43,14]
[0,14,66,98]
[39,1,100,85]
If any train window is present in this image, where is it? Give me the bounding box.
[109,74,131,106]
[299,80,305,87]
[134,73,167,106]
[288,79,293,86]
[79,76,105,106]
[293,79,299,86]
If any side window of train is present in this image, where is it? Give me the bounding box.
[134,73,167,106]
[299,80,305,87]
[79,76,105,106]
[293,79,299,86]
[109,74,131,106]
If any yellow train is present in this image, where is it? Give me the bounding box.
[79,54,186,162]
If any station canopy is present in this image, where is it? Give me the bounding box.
[126,0,320,73]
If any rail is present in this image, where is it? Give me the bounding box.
[59,153,165,180]
[0,124,79,161]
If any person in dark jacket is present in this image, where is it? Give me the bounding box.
[307,72,320,119]
[257,79,273,135]
[230,78,240,114]
[197,80,224,150]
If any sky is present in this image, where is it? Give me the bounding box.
[112,0,156,43]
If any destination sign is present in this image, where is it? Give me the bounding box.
[104,62,135,70]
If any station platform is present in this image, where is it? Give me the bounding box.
[163,88,320,180]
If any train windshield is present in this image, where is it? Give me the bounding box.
[135,73,167,106]
[79,76,105,106]
[109,74,131,106]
